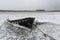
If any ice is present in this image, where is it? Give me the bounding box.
[0,12,60,40]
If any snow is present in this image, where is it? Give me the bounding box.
[0,12,60,40]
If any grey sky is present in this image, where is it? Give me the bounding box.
[0,0,60,10]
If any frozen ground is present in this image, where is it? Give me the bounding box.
[0,12,60,40]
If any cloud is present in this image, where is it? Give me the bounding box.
[0,0,60,10]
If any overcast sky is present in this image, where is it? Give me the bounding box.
[0,0,60,10]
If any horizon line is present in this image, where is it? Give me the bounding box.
[0,9,60,12]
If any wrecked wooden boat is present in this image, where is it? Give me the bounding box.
[7,17,35,31]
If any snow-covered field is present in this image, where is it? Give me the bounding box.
[0,12,60,40]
